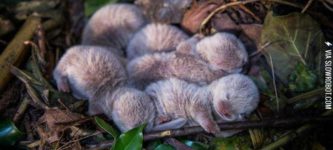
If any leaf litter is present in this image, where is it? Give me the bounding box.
[0,0,332,149]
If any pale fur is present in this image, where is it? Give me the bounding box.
[127,52,228,89]
[209,74,259,121]
[176,34,203,55]
[126,23,188,60]
[194,33,248,73]
[53,46,127,114]
[145,78,219,133]
[108,75,259,135]
[104,87,156,132]
[81,4,147,56]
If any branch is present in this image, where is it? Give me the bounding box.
[261,111,333,150]
[0,16,41,91]
[89,116,333,149]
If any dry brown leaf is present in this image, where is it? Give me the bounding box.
[211,13,241,33]
[37,108,85,144]
[240,24,262,48]
[181,1,219,33]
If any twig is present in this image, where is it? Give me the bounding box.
[321,0,333,12]
[268,54,280,112]
[13,96,31,123]
[324,0,333,5]
[27,140,42,148]
[261,125,312,150]
[10,66,49,110]
[9,63,42,86]
[261,111,333,150]
[288,88,324,104]
[200,0,260,34]
[249,42,274,58]
[36,25,47,64]
[144,116,333,141]
[43,13,64,31]
[25,41,47,76]
[25,81,49,110]
[231,0,261,22]
[301,0,314,13]
[200,0,306,34]
[268,0,304,9]
[0,16,41,91]
[57,131,102,150]
[93,116,333,149]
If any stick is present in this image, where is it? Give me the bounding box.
[261,111,333,150]
[288,88,324,104]
[0,16,41,92]
[144,116,333,141]
[36,25,47,64]
[13,96,30,123]
[200,0,260,33]
[301,0,314,13]
[230,0,261,22]
[92,116,333,149]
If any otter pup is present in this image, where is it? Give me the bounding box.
[81,4,147,56]
[127,52,228,89]
[102,87,156,132]
[109,74,259,135]
[176,33,248,73]
[53,46,127,115]
[126,23,188,60]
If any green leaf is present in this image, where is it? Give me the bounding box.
[95,117,120,139]
[288,63,317,92]
[85,0,118,17]
[260,11,325,93]
[212,135,252,150]
[154,144,175,150]
[183,140,209,150]
[112,124,146,150]
[0,119,24,146]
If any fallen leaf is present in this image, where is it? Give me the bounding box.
[37,108,85,143]
[260,11,325,93]
[95,116,120,139]
[240,24,262,44]
[181,1,219,33]
[211,13,241,34]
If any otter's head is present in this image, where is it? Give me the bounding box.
[209,74,259,121]
[196,33,248,73]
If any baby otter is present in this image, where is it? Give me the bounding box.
[126,23,188,60]
[127,52,228,89]
[81,3,147,56]
[53,45,127,115]
[109,74,259,135]
[177,33,248,73]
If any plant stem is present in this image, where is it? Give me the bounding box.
[90,116,333,149]
[261,111,333,150]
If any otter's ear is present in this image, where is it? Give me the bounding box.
[88,102,104,116]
